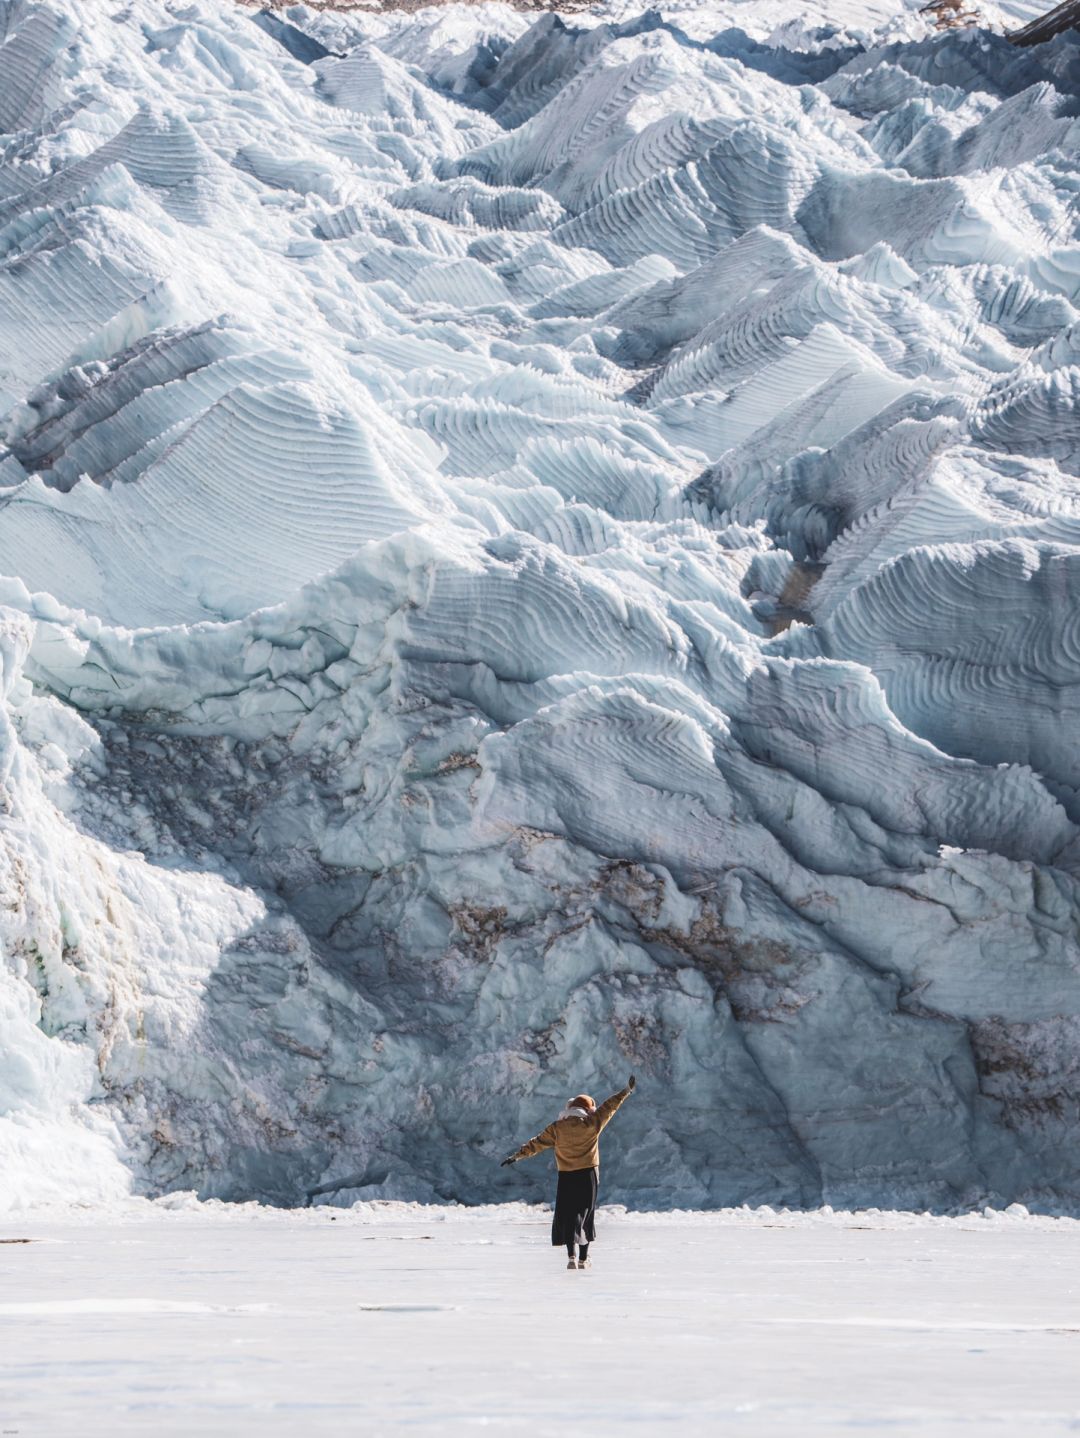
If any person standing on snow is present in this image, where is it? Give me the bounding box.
[501,1076,635,1270]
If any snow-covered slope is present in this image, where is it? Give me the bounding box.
[1,0,1079,1212]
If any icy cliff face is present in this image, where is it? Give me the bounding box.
[1,0,1079,1211]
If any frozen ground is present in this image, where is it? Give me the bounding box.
[4,1202,1080,1436]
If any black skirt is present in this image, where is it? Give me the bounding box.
[551,1166,598,1247]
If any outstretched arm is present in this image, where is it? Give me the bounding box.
[595,1074,635,1132]
[501,1122,557,1166]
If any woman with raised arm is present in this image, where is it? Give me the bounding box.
[501,1076,635,1270]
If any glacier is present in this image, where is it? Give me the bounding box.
[0,0,1079,1213]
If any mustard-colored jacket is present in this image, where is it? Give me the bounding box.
[512,1087,632,1172]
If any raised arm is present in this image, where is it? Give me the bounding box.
[502,1122,558,1166]
[595,1074,635,1133]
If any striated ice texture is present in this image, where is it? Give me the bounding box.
[1,0,1079,1212]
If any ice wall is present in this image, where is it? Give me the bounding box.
[0,0,1079,1210]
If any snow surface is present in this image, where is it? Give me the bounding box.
[1,0,1080,1212]
[5,1201,1080,1435]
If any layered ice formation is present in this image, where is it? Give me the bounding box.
[1,0,1079,1211]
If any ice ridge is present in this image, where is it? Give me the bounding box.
[0,0,1079,1212]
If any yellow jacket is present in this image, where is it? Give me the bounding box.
[512,1087,632,1172]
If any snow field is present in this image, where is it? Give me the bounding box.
[4,1203,1080,1436]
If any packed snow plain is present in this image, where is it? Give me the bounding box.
[6,1199,1080,1436]
[2,0,1080,1220]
